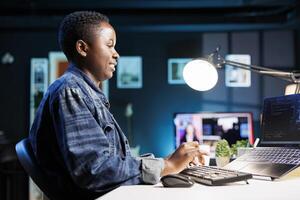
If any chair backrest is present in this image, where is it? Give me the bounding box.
[15,138,62,200]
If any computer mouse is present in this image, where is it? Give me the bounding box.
[161,174,194,187]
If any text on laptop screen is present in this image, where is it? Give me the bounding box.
[262,94,300,144]
[173,112,254,155]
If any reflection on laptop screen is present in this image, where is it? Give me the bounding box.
[262,94,300,144]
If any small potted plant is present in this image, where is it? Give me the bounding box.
[215,139,231,167]
[231,139,249,158]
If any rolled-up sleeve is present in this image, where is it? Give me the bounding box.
[137,154,164,184]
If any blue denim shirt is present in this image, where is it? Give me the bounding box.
[29,65,164,199]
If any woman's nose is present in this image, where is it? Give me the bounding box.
[113,49,120,59]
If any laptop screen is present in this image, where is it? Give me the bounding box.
[262,94,300,144]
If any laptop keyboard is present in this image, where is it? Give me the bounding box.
[238,147,300,165]
[180,165,252,186]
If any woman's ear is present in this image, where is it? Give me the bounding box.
[75,40,89,57]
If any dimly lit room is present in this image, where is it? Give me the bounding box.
[1,0,300,200]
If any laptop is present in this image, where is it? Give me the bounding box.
[224,94,300,179]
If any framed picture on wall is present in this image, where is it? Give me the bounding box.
[117,56,142,89]
[49,51,69,84]
[225,54,251,87]
[168,58,192,84]
[30,58,48,126]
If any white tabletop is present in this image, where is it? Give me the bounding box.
[99,177,300,200]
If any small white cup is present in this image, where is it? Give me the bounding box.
[199,144,211,166]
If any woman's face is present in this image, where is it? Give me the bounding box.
[85,22,120,82]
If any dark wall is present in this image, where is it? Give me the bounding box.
[0,30,59,142]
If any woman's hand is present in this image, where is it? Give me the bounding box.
[161,141,207,176]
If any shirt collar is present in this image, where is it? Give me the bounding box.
[67,64,110,108]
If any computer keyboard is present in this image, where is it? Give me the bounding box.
[180,165,252,186]
[239,147,300,165]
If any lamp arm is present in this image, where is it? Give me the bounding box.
[221,59,300,83]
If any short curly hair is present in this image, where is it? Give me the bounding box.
[58,11,109,61]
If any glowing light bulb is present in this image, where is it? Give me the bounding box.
[183,59,218,91]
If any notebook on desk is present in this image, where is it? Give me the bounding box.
[224,94,300,179]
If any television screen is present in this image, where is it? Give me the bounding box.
[173,112,254,157]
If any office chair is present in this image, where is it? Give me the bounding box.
[15,138,62,200]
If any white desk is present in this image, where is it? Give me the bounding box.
[99,177,300,200]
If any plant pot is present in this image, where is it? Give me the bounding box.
[215,156,230,167]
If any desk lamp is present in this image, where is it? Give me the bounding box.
[183,47,300,94]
